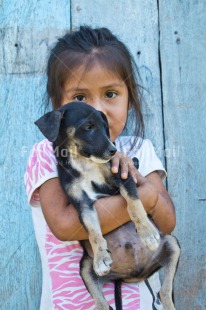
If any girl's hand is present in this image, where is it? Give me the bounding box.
[111,151,139,183]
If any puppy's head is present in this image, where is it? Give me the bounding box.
[35,102,117,163]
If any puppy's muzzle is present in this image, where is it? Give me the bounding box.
[102,143,117,161]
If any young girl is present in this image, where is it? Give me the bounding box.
[25,26,176,310]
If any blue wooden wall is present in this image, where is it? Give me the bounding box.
[0,1,205,309]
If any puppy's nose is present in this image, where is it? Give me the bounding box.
[108,145,117,156]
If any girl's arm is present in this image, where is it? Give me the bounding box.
[39,177,130,241]
[39,170,175,241]
[135,170,176,234]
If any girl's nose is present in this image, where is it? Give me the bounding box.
[90,99,105,114]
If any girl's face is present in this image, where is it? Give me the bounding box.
[61,63,129,142]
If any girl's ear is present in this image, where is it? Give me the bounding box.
[35,111,64,142]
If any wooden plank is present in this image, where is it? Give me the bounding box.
[0,0,71,74]
[0,75,45,310]
[0,27,69,74]
[71,0,165,162]
[159,1,206,308]
[0,1,71,308]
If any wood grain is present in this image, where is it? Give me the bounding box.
[1,0,205,308]
[159,0,206,308]
[0,1,71,309]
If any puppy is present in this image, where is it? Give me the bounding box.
[35,102,180,310]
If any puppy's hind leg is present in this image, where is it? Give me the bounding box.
[157,235,180,310]
[80,255,113,310]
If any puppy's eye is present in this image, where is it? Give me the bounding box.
[85,123,93,130]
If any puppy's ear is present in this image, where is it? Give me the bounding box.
[99,111,110,138]
[35,111,63,142]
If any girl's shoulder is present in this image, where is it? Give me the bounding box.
[30,138,54,155]
[25,138,57,177]
[24,139,58,206]
[115,136,155,156]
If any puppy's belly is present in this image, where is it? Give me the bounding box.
[82,221,157,277]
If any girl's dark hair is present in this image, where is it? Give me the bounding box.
[46,25,144,149]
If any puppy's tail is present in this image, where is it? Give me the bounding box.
[114,280,122,310]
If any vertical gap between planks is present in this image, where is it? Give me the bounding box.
[70,0,72,30]
[157,0,168,189]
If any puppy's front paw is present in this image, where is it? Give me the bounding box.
[93,250,113,276]
[136,220,160,251]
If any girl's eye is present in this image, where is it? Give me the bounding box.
[74,95,86,101]
[105,91,117,99]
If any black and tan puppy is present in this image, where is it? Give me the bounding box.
[35,102,180,310]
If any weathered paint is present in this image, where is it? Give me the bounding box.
[159,1,206,309]
[0,1,71,309]
[0,0,205,309]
